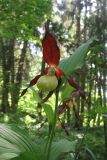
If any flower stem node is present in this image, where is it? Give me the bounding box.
[37,75,58,92]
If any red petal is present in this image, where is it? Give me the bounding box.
[55,67,64,79]
[29,75,42,86]
[21,74,42,97]
[67,77,80,90]
[42,32,60,66]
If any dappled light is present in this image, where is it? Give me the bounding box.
[0,0,107,160]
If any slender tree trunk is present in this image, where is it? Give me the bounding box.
[103,115,107,154]
[73,99,80,129]
[76,0,81,45]
[87,63,93,126]
[1,39,14,112]
[97,67,102,127]
[83,0,87,41]
[80,67,86,127]
[9,39,15,110]
[11,41,28,111]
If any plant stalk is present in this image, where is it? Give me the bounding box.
[46,90,59,160]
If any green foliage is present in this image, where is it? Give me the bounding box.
[83,128,105,160]
[31,87,42,103]
[0,124,35,159]
[84,99,107,123]
[0,0,52,39]
[43,104,54,125]
[0,124,78,160]
[61,83,74,101]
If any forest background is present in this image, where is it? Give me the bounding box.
[0,0,107,160]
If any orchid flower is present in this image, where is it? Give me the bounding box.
[21,23,64,96]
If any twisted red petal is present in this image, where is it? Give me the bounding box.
[67,77,80,90]
[55,67,64,79]
[42,32,60,66]
[29,75,42,86]
[21,74,42,97]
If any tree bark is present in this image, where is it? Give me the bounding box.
[11,41,28,111]
[1,39,15,112]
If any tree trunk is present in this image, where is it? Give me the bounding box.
[1,39,15,112]
[76,0,81,45]
[11,41,28,111]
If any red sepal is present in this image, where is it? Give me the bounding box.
[42,32,60,66]
[55,67,64,79]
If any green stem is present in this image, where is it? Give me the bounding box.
[46,90,59,160]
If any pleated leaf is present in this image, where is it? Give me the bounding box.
[0,153,18,160]
[0,124,78,160]
[0,124,46,160]
[50,139,77,160]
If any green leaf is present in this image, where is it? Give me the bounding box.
[0,126,31,154]
[0,153,18,160]
[0,124,48,160]
[61,83,74,101]
[50,139,77,160]
[59,40,92,76]
[43,104,54,125]
[0,124,36,160]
